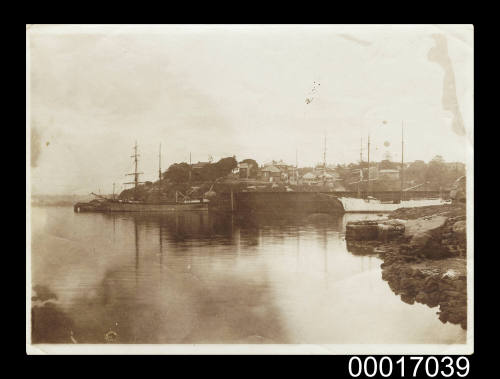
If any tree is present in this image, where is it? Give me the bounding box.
[241,159,259,178]
[118,184,149,201]
[426,155,447,190]
[406,160,427,185]
[379,159,398,170]
[334,164,360,191]
[163,157,238,184]
[212,157,237,179]
[430,155,445,164]
[165,163,190,184]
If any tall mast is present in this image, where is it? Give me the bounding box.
[360,136,363,163]
[125,141,144,200]
[358,136,363,198]
[401,121,404,201]
[367,134,371,196]
[159,143,162,193]
[133,141,139,197]
[133,141,139,190]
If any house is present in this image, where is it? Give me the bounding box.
[314,163,340,177]
[260,165,282,182]
[302,171,317,185]
[262,160,298,182]
[238,162,253,179]
[263,160,294,175]
[317,172,336,183]
[272,160,292,172]
[232,162,255,179]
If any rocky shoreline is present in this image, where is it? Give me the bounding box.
[345,204,467,329]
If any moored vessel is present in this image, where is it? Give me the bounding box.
[74,142,209,213]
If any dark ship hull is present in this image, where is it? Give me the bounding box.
[74,200,208,213]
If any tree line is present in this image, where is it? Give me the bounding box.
[163,156,238,183]
[334,155,465,191]
[118,154,465,200]
[119,156,238,200]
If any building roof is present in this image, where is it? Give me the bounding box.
[274,161,290,167]
[238,162,252,169]
[263,160,291,167]
[302,172,317,179]
[261,165,281,173]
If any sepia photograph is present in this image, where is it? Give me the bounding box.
[26,24,473,355]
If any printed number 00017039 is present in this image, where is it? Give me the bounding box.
[348,356,470,378]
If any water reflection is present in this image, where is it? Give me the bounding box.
[30,207,466,344]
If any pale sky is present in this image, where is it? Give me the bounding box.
[28,25,473,195]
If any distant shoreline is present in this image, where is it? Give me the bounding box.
[30,194,93,207]
[31,202,75,207]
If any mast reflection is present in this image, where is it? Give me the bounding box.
[159,218,163,274]
[134,216,139,286]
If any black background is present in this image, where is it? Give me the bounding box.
[20,19,485,378]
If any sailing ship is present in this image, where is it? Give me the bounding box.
[74,142,209,213]
[337,121,450,212]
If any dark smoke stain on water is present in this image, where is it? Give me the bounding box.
[31,285,75,343]
[30,206,466,344]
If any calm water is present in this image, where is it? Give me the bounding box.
[30,206,466,344]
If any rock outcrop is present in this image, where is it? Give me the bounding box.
[345,219,405,241]
[380,253,467,329]
[345,204,467,329]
